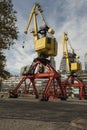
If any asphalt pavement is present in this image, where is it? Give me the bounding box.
[0,97,87,130]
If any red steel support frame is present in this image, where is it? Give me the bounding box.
[63,75,85,100]
[9,58,67,101]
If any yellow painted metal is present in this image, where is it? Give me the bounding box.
[34,37,58,56]
[62,33,70,72]
[71,62,81,72]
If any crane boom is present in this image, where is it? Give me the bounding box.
[24,3,37,34]
[62,33,70,72]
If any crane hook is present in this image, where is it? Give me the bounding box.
[22,41,25,48]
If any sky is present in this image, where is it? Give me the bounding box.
[4,0,87,75]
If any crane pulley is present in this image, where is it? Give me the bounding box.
[24,3,58,58]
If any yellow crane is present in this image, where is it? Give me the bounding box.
[24,3,58,58]
[62,32,81,74]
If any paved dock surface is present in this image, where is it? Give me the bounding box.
[0,98,87,130]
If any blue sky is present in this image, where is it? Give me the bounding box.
[4,0,87,75]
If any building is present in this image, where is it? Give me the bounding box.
[84,53,87,71]
[59,57,67,73]
[50,56,56,69]
[2,76,22,91]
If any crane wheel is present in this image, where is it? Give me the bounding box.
[35,95,39,99]
[60,97,67,101]
[40,96,49,101]
[58,95,67,100]
[9,91,18,98]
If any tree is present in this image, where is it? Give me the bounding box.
[0,0,18,79]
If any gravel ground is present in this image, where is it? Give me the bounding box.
[0,97,87,130]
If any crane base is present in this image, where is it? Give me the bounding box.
[62,74,85,100]
[9,58,67,101]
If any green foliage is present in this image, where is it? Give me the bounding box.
[0,0,18,78]
[0,69,11,79]
[0,0,18,49]
[0,52,6,70]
